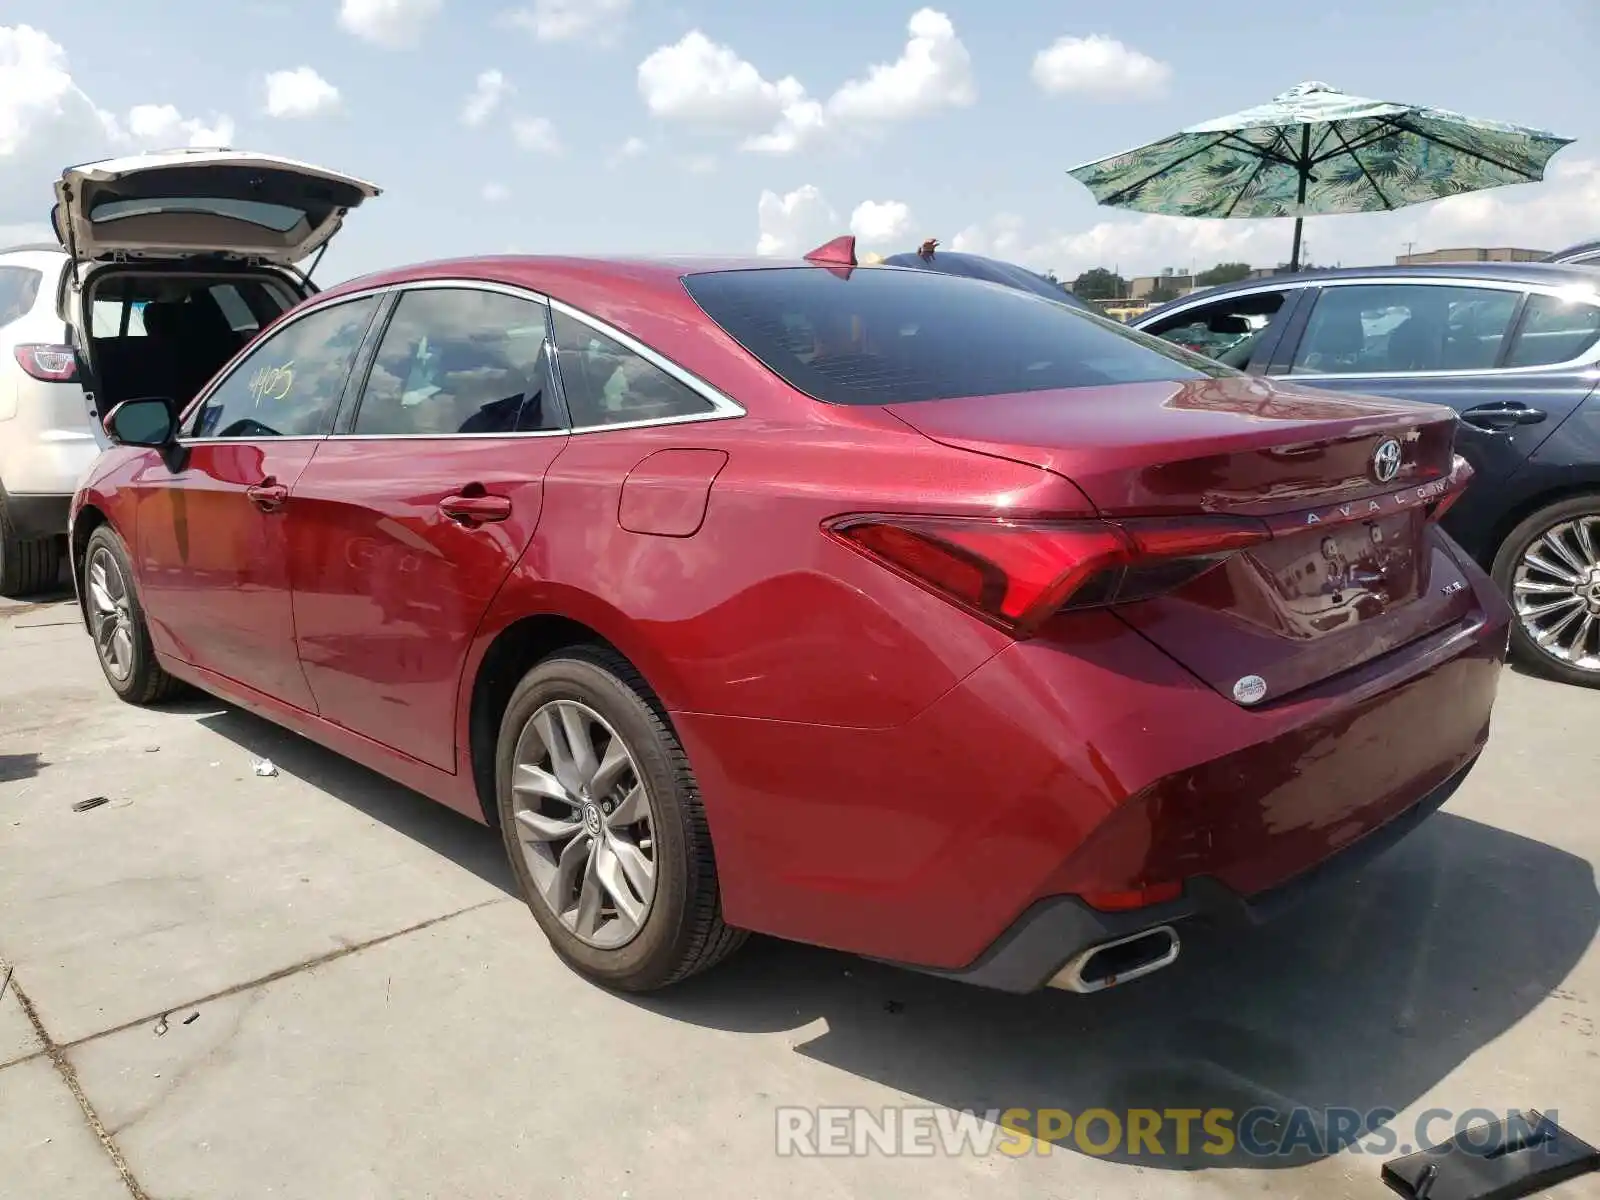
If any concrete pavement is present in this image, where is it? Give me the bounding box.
[2,588,1597,1199]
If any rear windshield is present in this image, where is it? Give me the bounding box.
[681,266,1225,405]
[0,266,42,329]
[90,197,307,232]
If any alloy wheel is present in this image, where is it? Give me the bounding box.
[509,699,657,949]
[1511,514,1600,674]
[87,546,135,683]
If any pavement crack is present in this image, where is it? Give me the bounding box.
[60,896,509,1055]
[0,958,151,1200]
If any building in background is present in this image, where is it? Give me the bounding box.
[1396,246,1549,265]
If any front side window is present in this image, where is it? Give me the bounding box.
[186,295,380,439]
[0,266,42,330]
[552,310,715,427]
[1143,291,1288,370]
[354,288,561,436]
[682,266,1224,406]
[1291,284,1519,375]
[1504,293,1600,367]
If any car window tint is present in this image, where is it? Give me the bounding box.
[355,289,561,436]
[1291,284,1518,375]
[186,296,379,440]
[682,267,1223,406]
[1504,293,1600,367]
[551,310,715,427]
[1144,292,1288,370]
[0,266,42,330]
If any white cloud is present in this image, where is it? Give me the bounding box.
[827,8,975,124]
[461,69,511,126]
[682,154,718,174]
[850,199,914,245]
[615,135,646,158]
[756,184,839,256]
[124,104,237,146]
[263,66,341,118]
[511,115,562,154]
[1031,34,1171,100]
[638,9,973,156]
[950,157,1600,279]
[1,24,242,224]
[482,182,511,202]
[637,31,810,132]
[338,0,441,48]
[506,0,630,43]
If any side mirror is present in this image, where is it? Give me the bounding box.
[104,397,177,448]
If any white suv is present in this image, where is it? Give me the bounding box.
[0,148,379,596]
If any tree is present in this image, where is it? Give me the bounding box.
[1196,261,1254,287]
[1146,283,1182,304]
[1071,268,1127,300]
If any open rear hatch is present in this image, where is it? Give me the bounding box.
[885,375,1481,705]
[52,149,381,266]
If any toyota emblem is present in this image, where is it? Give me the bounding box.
[1371,438,1403,484]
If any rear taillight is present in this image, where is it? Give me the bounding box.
[825,512,1271,637]
[14,344,79,383]
[1427,454,1474,523]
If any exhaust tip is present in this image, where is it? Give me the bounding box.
[1048,925,1180,993]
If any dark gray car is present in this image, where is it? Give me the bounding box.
[1133,262,1600,687]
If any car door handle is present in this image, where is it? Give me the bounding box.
[1461,403,1547,430]
[439,492,512,525]
[245,479,289,511]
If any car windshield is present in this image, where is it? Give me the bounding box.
[682,266,1227,405]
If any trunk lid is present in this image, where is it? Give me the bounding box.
[887,375,1482,703]
[52,149,381,266]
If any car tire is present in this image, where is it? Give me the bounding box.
[1491,494,1600,688]
[0,495,63,599]
[495,645,746,991]
[82,524,185,705]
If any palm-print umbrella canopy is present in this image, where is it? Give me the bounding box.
[1068,81,1573,270]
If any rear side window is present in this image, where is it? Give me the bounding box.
[1290,284,1518,374]
[552,310,715,427]
[681,267,1220,405]
[0,266,42,330]
[1505,293,1600,367]
[355,288,561,435]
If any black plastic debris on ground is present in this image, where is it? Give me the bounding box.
[1383,1109,1599,1200]
[71,796,110,813]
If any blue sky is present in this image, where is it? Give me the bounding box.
[2,0,1596,284]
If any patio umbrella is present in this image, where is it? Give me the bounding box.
[1067,81,1573,271]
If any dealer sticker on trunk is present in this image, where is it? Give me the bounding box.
[1232,675,1268,705]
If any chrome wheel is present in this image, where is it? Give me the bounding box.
[510,699,656,949]
[1512,513,1600,674]
[87,546,135,683]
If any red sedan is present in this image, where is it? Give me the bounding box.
[72,234,1510,996]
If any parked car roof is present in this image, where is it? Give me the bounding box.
[1545,238,1600,264]
[1138,260,1600,322]
[877,249,1095,311]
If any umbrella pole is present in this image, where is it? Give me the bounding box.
[1289,217,1305,272]
[1289,126,1311,271]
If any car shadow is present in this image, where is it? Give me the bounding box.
[0,752,42,783]
[181,698,1597,1171]
[182,701,516,896]
[628,811,1598,1169]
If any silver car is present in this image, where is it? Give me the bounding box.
[0,148,379,596]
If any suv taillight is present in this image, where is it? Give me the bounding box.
[824,513,1271,637]
[14,344,79,383]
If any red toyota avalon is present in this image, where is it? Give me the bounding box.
[67,169,1511,997]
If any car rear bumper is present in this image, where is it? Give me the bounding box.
[680,557,1510,980]
[896,753,1476,993]
[1,491,72,539]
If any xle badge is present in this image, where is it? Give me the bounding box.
[1232,675,1268,705]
